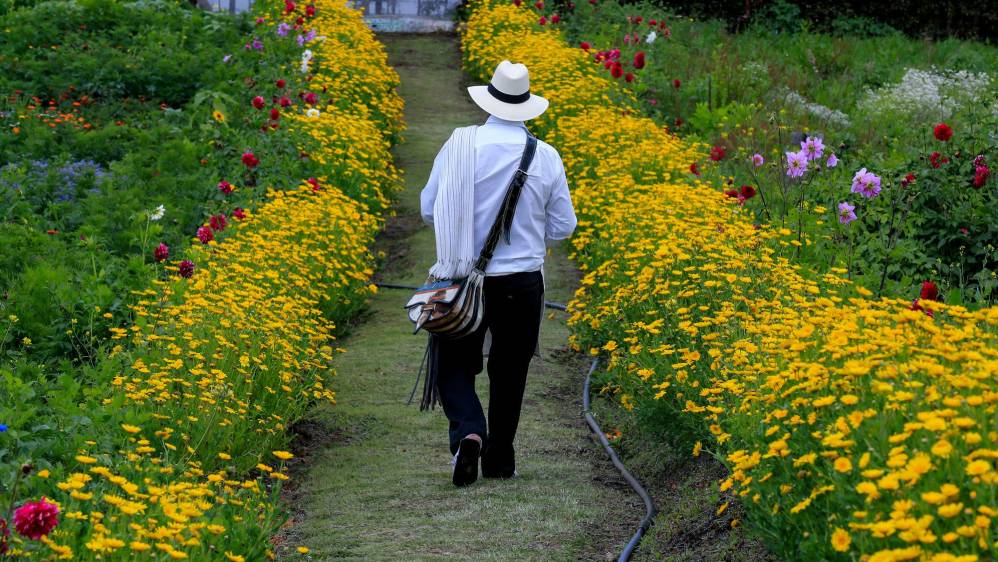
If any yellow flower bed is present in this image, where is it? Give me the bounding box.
[10,1,403,559]
[462,2,997,560]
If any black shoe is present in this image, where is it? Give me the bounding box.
[452,437,481,487]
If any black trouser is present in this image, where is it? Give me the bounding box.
[435,270,544,473]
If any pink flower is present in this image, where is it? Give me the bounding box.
[751,153,764,167]
[154,243,169,262]
[232,207,246,220]
[13,498,59,540]
[218,180,233,195]
[973,165,990,188]
[179,260,195,278]
[303,92,318,105]
[279,96,292,108]
[197,226,214,244]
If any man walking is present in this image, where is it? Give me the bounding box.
[420,60,577,487]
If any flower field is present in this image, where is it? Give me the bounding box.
[1,0,402,558]
[462,2,997,560]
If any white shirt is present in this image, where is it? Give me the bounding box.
[420,115,577,276]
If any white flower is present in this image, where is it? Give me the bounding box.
[306,108,320,118]
[645,31,657,44]
[859,67,993,120]
[149,205,165,221]
[301,49,313,62]
[300,60,310,74]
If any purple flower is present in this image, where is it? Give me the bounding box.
[252,38,264,50]
[800,136,825,161]
[0,424,8,432]
[277,23,291,36]
[837,202,856,224]
[826,153,838,168]
[752,153,764,167]
[223,54,232,63]
[786,150,808,178]
[851,168,882,198]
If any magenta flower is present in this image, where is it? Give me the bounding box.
[752,153,764,167]
[197,226,214,244]
[154,243,169,262]
[800,136,825,161]
[851,168,882,198]
[786,151,808,178]
[837,202,856,224]
[209,214,227,232]
[179,260,195,278]
[826,153,838,168]
[13,498,59,540]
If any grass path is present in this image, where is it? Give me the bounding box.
[278,33,637,561]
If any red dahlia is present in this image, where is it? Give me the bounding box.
[252,96,265,110]
[933,122,953,142]
[232,207,246,220]
[633,51,645,69]
[920,281,939,301]
[218,180,233,194]
[179,260,195,278]
[210,214,227,232]
[276,79,286,88]
[242,152,260,168]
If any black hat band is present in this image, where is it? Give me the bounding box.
[488,83,531,104]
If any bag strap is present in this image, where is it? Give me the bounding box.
[473,132,538,272]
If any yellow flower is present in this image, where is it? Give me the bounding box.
[225,553,246,562]
[272,450,294,461]
[212,110,226,122]
[121,424,141,434]
[966,460,990,476]
[75,455,97,465]
[833,457,852,473]
[297,546,310,554]
[830,527,851,552]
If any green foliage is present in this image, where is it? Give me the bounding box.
[562,0,998,304]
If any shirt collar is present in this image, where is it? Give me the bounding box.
[485,115,528,130]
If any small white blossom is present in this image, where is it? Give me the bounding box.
[149,205,165,221]
[306,108,321,118]
[645,31,657,44]
[301,49,313,62]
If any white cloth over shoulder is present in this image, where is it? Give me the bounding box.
[420,115,577,277]
[428,125,478,280]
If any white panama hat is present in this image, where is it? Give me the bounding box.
[468,60,549,121]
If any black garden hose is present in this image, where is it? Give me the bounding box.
[375,282,656,560]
